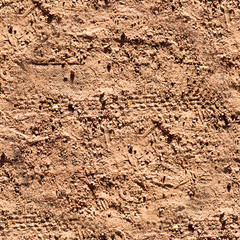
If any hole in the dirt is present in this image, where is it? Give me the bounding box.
[47,14,53,23]
[107,63,111,72]
[70,71,75,82]
[8,25,13,34]
[167,134,174,143]
[128,145,133,154]
[231,114,236,120]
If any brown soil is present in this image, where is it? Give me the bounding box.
[0,0,240,239]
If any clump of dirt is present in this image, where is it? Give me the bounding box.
[0,0,240,239]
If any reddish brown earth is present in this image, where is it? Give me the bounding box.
[0,0,240,239]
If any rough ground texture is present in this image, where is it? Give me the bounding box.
[0,0,240,239]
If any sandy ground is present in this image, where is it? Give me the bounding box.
[0,0,240,239]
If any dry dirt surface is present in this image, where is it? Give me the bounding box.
[0,0,240,239]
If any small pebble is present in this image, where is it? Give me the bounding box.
[68,101,74,111]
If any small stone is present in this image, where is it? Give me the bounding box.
[54,235,60,240]
[99,92,105,102]
[1,152,6,162]
[52,104,59,111]
[172,224,179,231]
[68,101,74,111]
[128,145,133,154]
[107,63,111,72]
[188,221,194,231]
[227,182,231,192]
[8,25,13,34]
[188,190,194,197]
[219,212,225,221]
[70,70,75,82]
[223,164,232,173]
[121,32,126,42]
